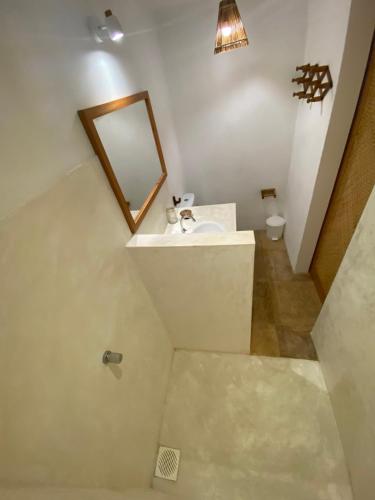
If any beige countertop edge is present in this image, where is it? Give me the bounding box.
[127,230,255,248]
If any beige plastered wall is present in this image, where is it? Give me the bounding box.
[0,159,174,491]
[312,187,375,500]
[0,0,182,492]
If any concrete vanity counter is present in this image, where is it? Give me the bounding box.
[127,204,254,354]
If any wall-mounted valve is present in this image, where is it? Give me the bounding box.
[102,351,123,365]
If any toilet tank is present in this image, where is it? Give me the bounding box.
[177,193,195,208]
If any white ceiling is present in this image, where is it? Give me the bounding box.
[134,0,216,30]
[137,0,206,9]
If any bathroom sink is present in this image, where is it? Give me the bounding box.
[190,221,225,234]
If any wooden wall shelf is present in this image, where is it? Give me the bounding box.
[292,64,333,103]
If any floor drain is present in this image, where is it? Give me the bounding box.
[154,446,181,481]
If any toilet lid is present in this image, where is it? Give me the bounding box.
[266,215,286,227]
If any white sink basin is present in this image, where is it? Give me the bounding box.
[190,221,225,234]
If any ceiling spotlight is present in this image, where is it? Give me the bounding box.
[90,9,125,43]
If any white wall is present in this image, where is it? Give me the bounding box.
[0,0,184,221]
[0,0,184,491]
[312,187,375,500]
[284,0,374,271]
[154,0,308,229]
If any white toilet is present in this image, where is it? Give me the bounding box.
[266,215,286,241]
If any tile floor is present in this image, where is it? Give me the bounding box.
[153,351,352,500]
[251,231,322,360]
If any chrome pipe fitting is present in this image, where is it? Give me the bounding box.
[102,351,123,365]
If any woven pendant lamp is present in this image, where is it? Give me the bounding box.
[214,0,249,55]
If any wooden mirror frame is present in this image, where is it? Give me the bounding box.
[78,91,168,233]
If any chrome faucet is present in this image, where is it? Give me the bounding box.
[180,209,196,233]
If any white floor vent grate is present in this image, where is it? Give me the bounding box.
[154,446,181,481]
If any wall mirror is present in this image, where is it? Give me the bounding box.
[78,91,168,233]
